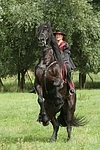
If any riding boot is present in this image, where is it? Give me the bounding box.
[66,65,75,94]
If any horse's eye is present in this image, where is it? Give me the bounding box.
[44,25,47,28]
[44,25,48,29]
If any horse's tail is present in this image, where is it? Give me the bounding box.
[57,109,87,127]
[71,115,88,127]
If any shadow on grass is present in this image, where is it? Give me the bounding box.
[0,134,50,144]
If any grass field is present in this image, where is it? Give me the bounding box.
[0,90,100,150]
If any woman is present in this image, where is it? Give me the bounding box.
[53,30,76,94]
[30,30,75,94]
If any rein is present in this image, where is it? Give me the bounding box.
[44,61,57,94]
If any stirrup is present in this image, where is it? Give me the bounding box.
[69,89,75,95]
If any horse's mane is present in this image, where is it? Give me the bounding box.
[47,23,63,68]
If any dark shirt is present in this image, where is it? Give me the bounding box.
[58,41,76,70]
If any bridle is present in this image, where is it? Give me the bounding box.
[38,26,49,47]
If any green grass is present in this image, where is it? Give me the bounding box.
[0,90,100,150]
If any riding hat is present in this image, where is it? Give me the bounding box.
[53,30,66,36]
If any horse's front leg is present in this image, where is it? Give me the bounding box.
[50,117,59,142]
[66,124,72,141]
[65,108,73,141]
[36,85,49,126]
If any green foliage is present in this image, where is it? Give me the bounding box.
[92,0,100,11]
[67,0,100,73]
[0,0,100,85]
[0,0,43,77]
[43,0,100,74]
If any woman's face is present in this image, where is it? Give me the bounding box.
[55,33,63,41]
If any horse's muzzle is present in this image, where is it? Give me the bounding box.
[38,37,46,47]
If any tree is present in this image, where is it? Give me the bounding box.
[0,0,100,90]
[43,0,100,88]
[0,0,44,90]
[0,1,10,87]
[92,0,100,11]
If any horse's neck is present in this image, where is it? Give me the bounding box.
[43,44,52,51]
[41,45,55,66]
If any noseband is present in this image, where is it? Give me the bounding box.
[38,27,49,46]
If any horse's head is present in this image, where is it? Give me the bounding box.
[37,23,51,47]
[37,22,63,68]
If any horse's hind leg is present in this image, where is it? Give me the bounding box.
[66,108,73,141]
[50,117,59,142]
[66,124,72,141]
[66,93,76,141]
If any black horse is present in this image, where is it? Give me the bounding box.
[34,22,86,142]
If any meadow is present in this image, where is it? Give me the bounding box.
[0,90,100,150]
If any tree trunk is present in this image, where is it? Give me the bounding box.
[79,73,86,89]
[20,70,26,91]
[18,70,21,88]
[0,78,4,87]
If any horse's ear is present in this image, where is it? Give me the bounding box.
[40,22,42,25]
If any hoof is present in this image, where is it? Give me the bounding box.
[67,137,70,141]
[42,121,49,126]
[49,138,56,142]
[42,114,50,126]
[37,114,42,122]
[37,114,50,126]
[43,114,49,123]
